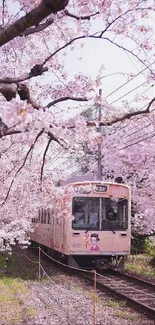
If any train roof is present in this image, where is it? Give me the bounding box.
[65,181,129,188]
[61,177,129,188]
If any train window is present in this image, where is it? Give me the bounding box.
[43,209,46,224]
[101,198,128,231]
[47,208,51,224]
[40,208,43,223]
[72,197,128,231]
[72,197,99,230]
[38,209,41,222]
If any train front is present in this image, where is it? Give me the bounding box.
[65,182,131,270]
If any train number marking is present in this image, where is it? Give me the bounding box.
[73,244,81,248]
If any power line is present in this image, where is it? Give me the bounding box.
[101,111,155,152]
[109,78,152,105]
[123,122,151,140]
[120,130,155,150]
[105,59,155,100]
[107,84,154,136]
[116,103,155,145]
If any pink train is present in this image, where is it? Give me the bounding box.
[31,180,131,270]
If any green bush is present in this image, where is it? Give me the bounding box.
[131,234,148,254]
[143,237,155,256]
[131,233,155,256]
[150,256,155,267]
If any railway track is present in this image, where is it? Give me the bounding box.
[81,269,155,319]
[38,248,155,319]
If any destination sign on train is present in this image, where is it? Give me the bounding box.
[94,185,108,192]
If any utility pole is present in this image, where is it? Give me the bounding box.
[97,89,102,180]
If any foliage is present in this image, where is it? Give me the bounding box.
[150,255,155,267]
[143,237,155,256]
[125,254,155,277]
[0,249,38,280]
[131,234,155,256]
[131,234,149,254]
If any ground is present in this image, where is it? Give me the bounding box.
[0,247,154,325]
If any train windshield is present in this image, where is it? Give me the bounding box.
[72,197,128,231]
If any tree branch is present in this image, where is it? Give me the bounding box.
[40,137,52,181]
[21,17,54,36]
[47,131,61,145]
[20,9,99,37]
[0,0,69,47]
[0,84,17,100]
[64,10,99,20]
[0,64,48,84]
[87,98,155,127]
[42,34,148,72]
[46,96,87,108]
[43,35,87,65]
[0,129,44,205]
[102,37,152,72]
[3,129,22,137]
[99,7,152,37]
[0,82,40,109]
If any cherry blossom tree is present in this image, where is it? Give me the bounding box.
[0,0,155,248]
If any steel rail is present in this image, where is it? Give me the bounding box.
[111,269,155,291]
[81,271,155,319]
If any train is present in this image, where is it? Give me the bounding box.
[31,179,131,270]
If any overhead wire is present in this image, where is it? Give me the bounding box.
[96,61,155,143]
[98,58,155,139]
[120,130,155,150]
[104,59,155,100]
[116,97,155,146]
[119,113,155,148]
[105,116,155,152]
[109,78,152,105]
[122,122,151,140]
[106,84,154,136]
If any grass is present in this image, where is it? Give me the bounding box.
[125,254,155,277]
[103,299,127,308]
[0,248,39,280]
[0,247,39,324]
[115,310,137,321]
[0,277,36,324]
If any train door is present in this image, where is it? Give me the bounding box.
[54,198,65,252]
[49,210,54,250]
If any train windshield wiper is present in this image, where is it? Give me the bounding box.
[102,220,115,234]
[107,222,115,234]
[85,223,94,233]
